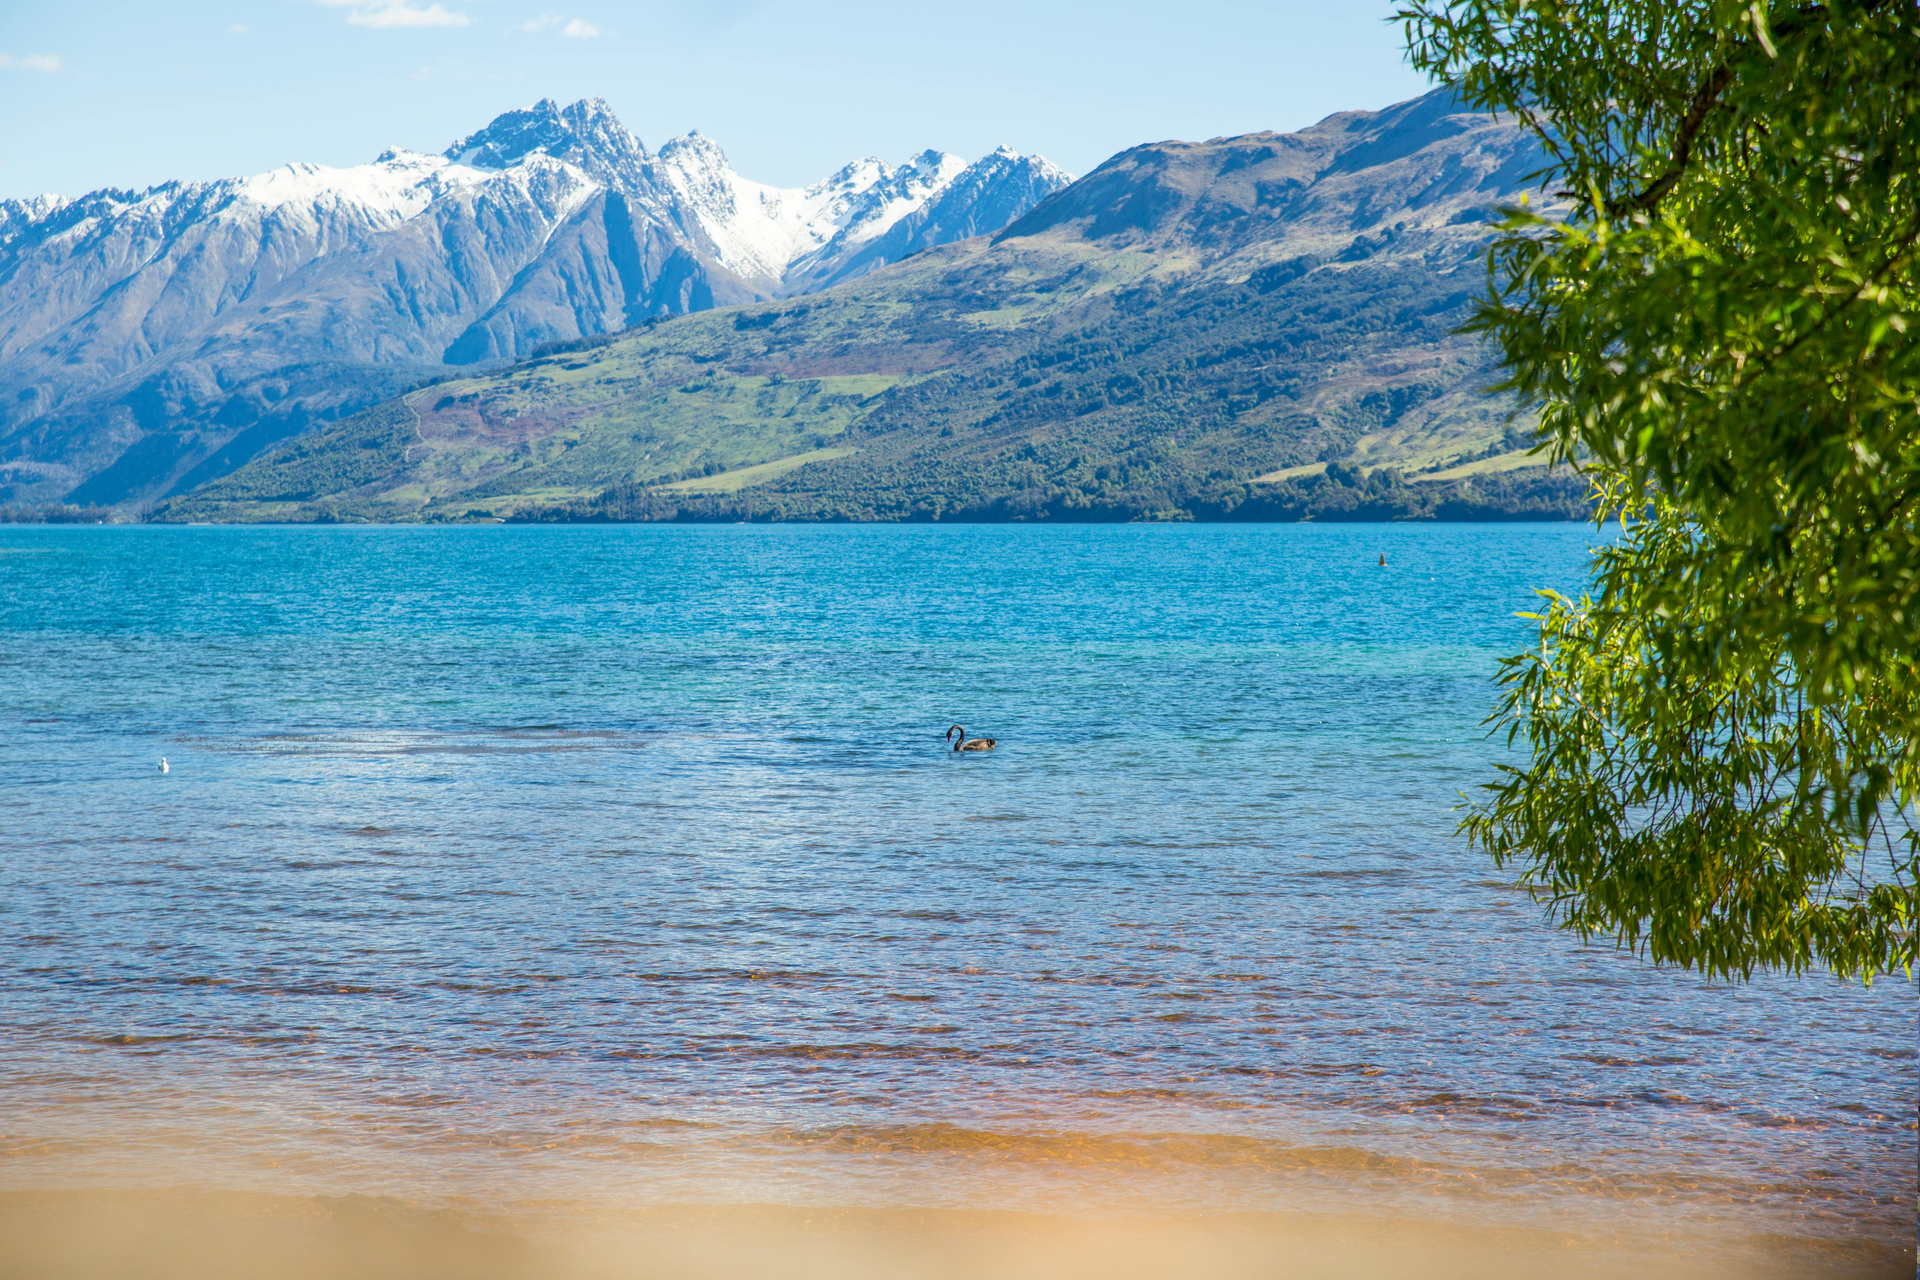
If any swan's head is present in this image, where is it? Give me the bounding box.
[946,724,963,742]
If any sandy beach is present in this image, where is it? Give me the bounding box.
[1,1190,1907,1280]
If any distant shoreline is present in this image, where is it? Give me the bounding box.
[1,507,1590,527]
[3,467,1592,527]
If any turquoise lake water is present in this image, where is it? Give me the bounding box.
[0,524,1910,1252]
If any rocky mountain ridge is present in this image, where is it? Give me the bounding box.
[0,98,1068,507]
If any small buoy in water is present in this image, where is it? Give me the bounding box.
[158,757,169,774]
[1378,552,1387,567]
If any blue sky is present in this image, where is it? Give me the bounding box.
[0,1,1431,199]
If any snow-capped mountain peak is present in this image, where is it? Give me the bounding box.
[233,151,488,223]
[448,97,576,169]
[653,132,1029,284]
[0,193,67,244]
[653,131,732,193]
[446,96,650,193]
[0,96,1068,300]
[0,97,1074,508]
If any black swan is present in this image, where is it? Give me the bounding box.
[946,725,997,752]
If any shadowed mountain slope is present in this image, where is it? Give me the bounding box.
[167,91,1576,525]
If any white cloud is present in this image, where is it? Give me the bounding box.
[0,53,62,73]
[517,14,598,37]
[315,0,470,29]
[351,3,469,27]
[229,23,249,33]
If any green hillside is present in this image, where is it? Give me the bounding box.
[165,93,1584,525]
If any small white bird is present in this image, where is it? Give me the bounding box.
[159,757,169,774]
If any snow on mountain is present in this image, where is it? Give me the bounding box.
[234,151,489,222]
[0,193,67,243]
[652,135,975,285]
[446,97,653,195]
[437,98,1055,291]
[634,134,1073,295]
[785,146,1076,293]
[0,97,1072,508]
[0,96,1057,319]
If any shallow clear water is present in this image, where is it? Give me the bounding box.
[0,525,1910,1249]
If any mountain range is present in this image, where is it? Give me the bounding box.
[161,89,1580,526]
[0,98,1069,508]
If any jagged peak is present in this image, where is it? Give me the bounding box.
[1,193,67,219]
[657,131,727,165]
[0,193,68,242]
[445,97,648,175]
[940,147,1072,186]
[557,98,642,158]
[445,99,563,168]
[561,96,620,127]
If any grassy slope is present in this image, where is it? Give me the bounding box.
[168,100,1583,525]
[170,241,1558,524]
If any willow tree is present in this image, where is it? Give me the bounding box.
[1399,0,1916,979]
